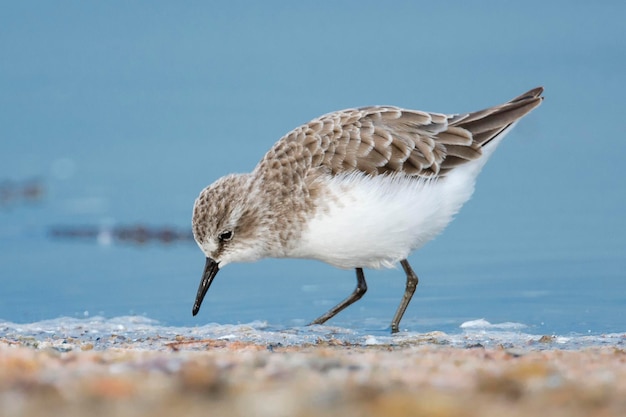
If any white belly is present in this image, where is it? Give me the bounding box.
[288,165,482,269]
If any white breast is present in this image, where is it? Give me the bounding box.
[287,171,471,268]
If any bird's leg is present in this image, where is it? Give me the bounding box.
[309,268,367,326]
[390,259,420,333]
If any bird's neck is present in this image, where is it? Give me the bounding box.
[247,168,316,256]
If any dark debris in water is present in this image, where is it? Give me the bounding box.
[48,224,194,245]
[0,177,45,208]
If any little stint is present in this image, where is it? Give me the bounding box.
[191,87,543,333]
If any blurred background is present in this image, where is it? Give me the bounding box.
[1,1,624,334]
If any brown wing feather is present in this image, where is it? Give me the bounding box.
[256,87,543,179]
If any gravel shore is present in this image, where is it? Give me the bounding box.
[1,336,625,417]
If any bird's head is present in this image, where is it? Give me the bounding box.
[191,174,269,316]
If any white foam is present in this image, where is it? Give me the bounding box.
[460,319,527,330]
[0,316,622,352]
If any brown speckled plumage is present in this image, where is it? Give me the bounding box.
[256,87,543,180]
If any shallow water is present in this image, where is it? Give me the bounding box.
[1,2,625,344]
[1,316,623,353]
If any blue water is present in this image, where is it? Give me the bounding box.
[1,2,625,343]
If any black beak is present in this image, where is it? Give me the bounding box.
[192,257,220,316]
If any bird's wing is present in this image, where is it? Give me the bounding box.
[258,87,543,178]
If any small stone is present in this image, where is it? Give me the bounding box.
[538,335,555,343]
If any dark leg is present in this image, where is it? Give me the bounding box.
[309,268,368,326]
[390,259,419,333]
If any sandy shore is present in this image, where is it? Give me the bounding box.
[1,336,625,417]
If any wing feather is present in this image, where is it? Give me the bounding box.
[256,87,544,179]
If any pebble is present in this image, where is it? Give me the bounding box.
[1,337,625,417]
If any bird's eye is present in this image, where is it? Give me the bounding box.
[218,230,233,242]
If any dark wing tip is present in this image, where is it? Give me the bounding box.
[511,86,544,103]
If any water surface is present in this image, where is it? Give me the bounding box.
[1,2,625,343]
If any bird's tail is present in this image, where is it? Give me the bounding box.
[450,86,544,148]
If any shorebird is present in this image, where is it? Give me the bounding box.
[191,87,543,333]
